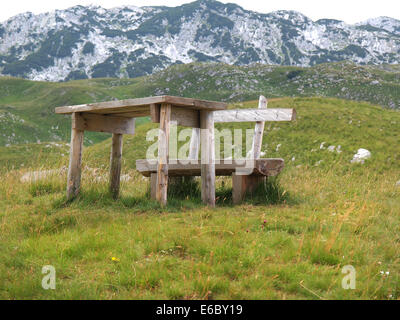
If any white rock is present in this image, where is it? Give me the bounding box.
[121,174,133,182]
[315,160,323,166]
[351,148,371,164]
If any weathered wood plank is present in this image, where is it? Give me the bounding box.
[171,107,200,128]
[232,174,266,204]
[250,96,267,159]
[66,113,84,200]
[150,173,157,200]
[164,96,227,110]
[156,103,171,206]
[97,107,150,117]
[213,108,296,123]
[55,96,227,114]
[200,110,215,207]
[150,103,161,123]
[72,113,135,134]
[136,159,284,177]
[109,133,123,199]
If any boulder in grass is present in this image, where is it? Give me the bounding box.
[350,148,371,164]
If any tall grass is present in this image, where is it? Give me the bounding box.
[0,161,398,299]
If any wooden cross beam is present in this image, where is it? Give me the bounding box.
[72,113,135,135]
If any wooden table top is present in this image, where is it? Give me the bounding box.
[55,95,228,118]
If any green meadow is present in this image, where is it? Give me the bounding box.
[0,97,399,299]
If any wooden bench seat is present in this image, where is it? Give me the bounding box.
[136,158,284,177]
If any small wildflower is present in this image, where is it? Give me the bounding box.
[263,220,267,224]
[111,257,120,262]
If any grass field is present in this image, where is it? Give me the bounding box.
[0,97,399,299]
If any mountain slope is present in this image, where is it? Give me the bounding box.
[0,0,400,81]
[2,97,400,174]
[0,61,399,146]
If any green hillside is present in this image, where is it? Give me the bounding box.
[2,97,399,172]
[0,58,399,300]
[0,97,399,299]
[1,61,399,146]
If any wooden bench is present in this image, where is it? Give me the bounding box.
[136,96,296,204]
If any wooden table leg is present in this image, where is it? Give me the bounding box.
[232,174,266,204]
[110,133,123,199]
[150,173,157,200]
[200,110,215,207]
[251,95,267,158]
[156,103,171,206]
[67,113,84,200]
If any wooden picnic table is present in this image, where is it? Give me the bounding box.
[55,96,228,207]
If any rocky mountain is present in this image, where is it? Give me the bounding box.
[0,0,399,81]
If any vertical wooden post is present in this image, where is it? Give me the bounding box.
[200,110,215,207]
[232,95,268,204]
[150,173,157,200]
[232,174,265,204]
[109,133,123,199]
[250,95,267,159]
[232,173,245,205]
[67,113,84,200]
[156,103,171,206]
[150,103,160,123]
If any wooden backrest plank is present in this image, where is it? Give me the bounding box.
[213,108,296,123]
